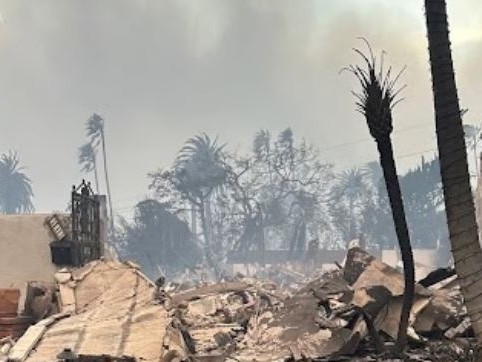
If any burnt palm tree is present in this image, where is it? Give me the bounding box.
[345,41,414,353]
[78,142,100,193]
[0,151,34,214]
[85,113,113,231]
[425,0,482,345]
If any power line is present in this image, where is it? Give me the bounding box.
[397,148,436,160]
[321,122,433,152]
[110,125,437,213]
[334,147,437,172]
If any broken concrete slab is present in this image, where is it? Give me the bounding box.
[170,282,250,304]
[8,324,48,362]
[344,248,430,297]
[414,286,464,334]
[445,317,472,339]
[16,261,171,362]
[375,295,431,340]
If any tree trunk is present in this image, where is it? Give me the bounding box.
[348,196,354,244]
[474,134,479,176]
[199,201,208,247]
[205,196,213,245]
[425,0,482,345]
[100,131,114,233]
[259,224,266,266]
[377,138,415,353]
[93,155,100,194]
[199,200,219,277]
[191,202,197,236]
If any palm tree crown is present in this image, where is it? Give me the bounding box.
[0,151,34,214]
[345,39,405,141]
[174,133,226,198]
[332,167,368,201]
[86,113,104,146]
[78,143,97,173]
[78,142,100,192]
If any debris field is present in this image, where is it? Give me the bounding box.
[0,247,475,361]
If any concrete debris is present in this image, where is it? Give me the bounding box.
[4,247,473,361]
[165,247,469,361]
[9,261,170,362]
[445,317,472,339]
[0,337,15,362]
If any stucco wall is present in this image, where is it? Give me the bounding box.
[0,214,59,309]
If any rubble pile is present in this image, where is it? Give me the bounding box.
[5,260,171,362]
[166,248,472,361]
[0,248,475,361]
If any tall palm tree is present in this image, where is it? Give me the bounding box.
[346,41,414,353]
[332,167,369,241]
[425,0,482,345]
[174,133,226,272]
[0,151,34,214]
[85,113,114,231]
[78,142,100,193]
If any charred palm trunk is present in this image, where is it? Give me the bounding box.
[345,41,415,353]
[425,0,482,344]
[377,138,415,353]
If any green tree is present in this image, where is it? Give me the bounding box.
[0,152,34,214]
[346,41,414,353]
[425,0,482,347]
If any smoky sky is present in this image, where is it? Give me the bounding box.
[0,0,480,216]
